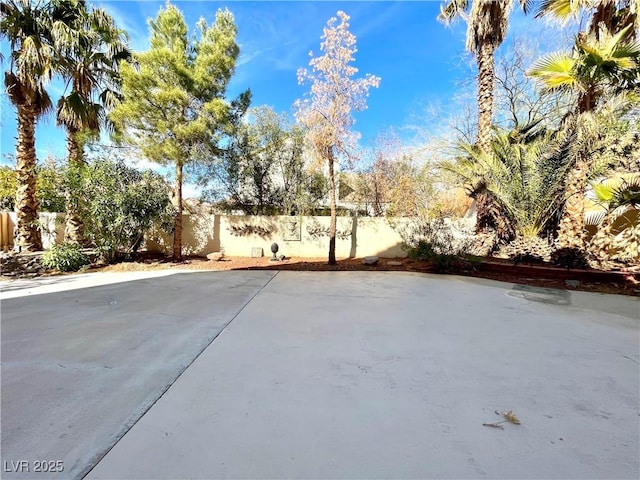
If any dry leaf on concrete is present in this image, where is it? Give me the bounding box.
[503,410,521,425]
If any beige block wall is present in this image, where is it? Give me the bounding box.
[1,212,64,250]
[146,215,412,258]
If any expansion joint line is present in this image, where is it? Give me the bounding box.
[82,271,279,480]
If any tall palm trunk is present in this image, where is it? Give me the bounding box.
[327,146,337,265]
[475,42,513,244]
[172,162,183,261]
[588,210,617,267]
[476,42,495,154]
[556,159,589,251]
[555,95,595,252]
[15,103,42,251]
[64,127,86,244]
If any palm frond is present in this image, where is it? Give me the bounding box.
[518,0,534,15]
[439,124,574,237]
[590,174,640,215]
[577,25,640,70]
[585,209,607,225]
[528,52,578,90]
[535,0,589,22]
[604,174,640,209]
[437,0,469,25]
[56,91,102,132]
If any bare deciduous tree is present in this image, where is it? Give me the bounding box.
[295,10,380,264]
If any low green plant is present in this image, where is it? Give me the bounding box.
[407,239,458,272]
[402,217,473,272]
[42,243,90,272]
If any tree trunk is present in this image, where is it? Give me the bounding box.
[476,42,495,155]
[327,147,337,265]
[556,158,589,251]
[475,43,496,236]
[15,104,42,251]
[555,99,595,254]
[588,210,616,268]
[475,42,513,244]
[172,162,183,261]
[577,90,596,114]
[64,127,86,244]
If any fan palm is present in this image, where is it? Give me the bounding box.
[1,0,57,251]
[438,0,530,243]
[1,0,100,251]
[588,173,640,265]
[529,26,640,113]
[56,1,131,244]
[528,27,640,252]
[535,0,638,40]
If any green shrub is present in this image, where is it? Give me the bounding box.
[0,166,16,210]
[402,217,473,272]
[38,159,66,212]
[42,243,90,272]
[408,239,457,272]
[79,158,174,263]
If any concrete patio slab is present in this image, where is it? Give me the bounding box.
[83,271,638,479]
[0,269,195,300]
[1,270,277,479]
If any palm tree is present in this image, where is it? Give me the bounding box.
[535,0,638,40]
[1,0,56,251]
[56,1,130,244]
[588,173,640,266]
[437,0,530,245]
[441,123,574,261]
[529,26,640,114]
[528,27,640,253]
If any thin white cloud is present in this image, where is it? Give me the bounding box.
[98,1,149,52]
[350,2,403,39]
[236,46,275,67]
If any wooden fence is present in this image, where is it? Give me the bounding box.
[1,212,14,251]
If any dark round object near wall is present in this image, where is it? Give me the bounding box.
[271,243,279,254]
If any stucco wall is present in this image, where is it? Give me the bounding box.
[1,212,64,251]
[3,211,636,260]
[146,215,417,258]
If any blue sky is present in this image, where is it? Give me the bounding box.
[0,0,570,169]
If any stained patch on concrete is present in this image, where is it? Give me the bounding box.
[508,284,571,305]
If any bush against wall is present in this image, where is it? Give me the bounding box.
[81,159,174,262]
[0,166,16,210]
[400,216,475,271]
[42,242,90,272]
[0,158,66,212]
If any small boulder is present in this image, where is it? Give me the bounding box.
[362,256,379,266]
[207,251,224,261]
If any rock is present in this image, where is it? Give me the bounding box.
[0,252,45,278]
[386,261,403,266]
[362,256,379,266]
[206,251,224,261]
[565,279,581,288]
